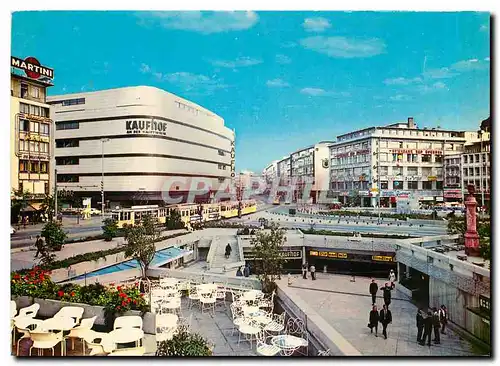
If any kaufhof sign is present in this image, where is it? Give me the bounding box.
[126,119,167,136]
[11,56,54,80]
[230,140,235,178]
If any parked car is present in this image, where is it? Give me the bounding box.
[89,208,101,215]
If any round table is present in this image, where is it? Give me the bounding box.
[156,314,178,342]
[247,310,272,325]
[242,305,259,315]
[271,335,307,355]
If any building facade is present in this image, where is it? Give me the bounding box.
[462,129,490,208]
[330,118,468,207]
[10,56,54,214]
[48,86,234,208]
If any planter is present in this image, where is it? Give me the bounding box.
[11,296,155,334]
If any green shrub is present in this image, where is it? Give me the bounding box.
[102,218,119,241]
[156,326,213,356]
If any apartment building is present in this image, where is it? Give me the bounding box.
[462,129,491,208]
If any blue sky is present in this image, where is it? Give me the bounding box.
[12,11,490,172]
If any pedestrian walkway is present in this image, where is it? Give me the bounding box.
[282,274,488,356]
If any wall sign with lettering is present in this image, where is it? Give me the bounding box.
[125,119,167,136]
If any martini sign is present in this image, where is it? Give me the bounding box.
[11,56,54,81]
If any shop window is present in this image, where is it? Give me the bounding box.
[393,181,403,189]
[421,154,431,163]
[422,181,432,190]
[408,181,418,189]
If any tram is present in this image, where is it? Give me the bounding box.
[110,200,257,228]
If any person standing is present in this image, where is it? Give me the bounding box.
[439,305,448,334]
[225,243,232,259]
[419,311,433,347]
[236,267,243,277]
[382,282,393,309]
[416,308,425,343]
[243,263,250,277]
[34,235,44,258]
[310,264,316,280]
[302,263,307,279]
[369,279,378,305]
[379,304,392,339]
[389,269,396,286]
[368,305,380,337]
[432,307,441,344]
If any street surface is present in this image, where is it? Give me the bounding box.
[278,274,488,356]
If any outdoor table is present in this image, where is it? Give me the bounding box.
[242,305,260,316]
[39,317,76,356]
[241,290,262,302]
[246,309,272,325]
[271,334,308,355]
[108,328,144,349]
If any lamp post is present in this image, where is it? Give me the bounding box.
[101,138,110,220]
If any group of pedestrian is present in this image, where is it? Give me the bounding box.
[301,263,316,280]
[236,263,250,277]
[367,278,395,339]
[417,305,448,347]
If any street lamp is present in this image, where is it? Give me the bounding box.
[101,138,110,220]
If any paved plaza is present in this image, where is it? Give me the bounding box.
[279,274,488,356]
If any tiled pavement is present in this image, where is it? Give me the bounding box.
[282,274,488,356]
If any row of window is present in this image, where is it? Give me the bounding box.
[333,154,369,165]
[19,140,50,154]
[56,139,79,148]
[19,160,49,173]
[56,121,80,130]
[20,102,49,117]
[62,98,85,106]
[463,154,488,164]
[463,167,489,177]
[20,83,41,99]
[19,119,50,135]
[56,157,79,165]
[57,174,79,183]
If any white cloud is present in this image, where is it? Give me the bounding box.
[266,79,290,88]
[275,54,292,64]
[140,63,151,73]
[209,57,262,68]
[423,67,458,79]
[389,94,411,101]
[303,17,331,32]
[300,87,350,97]
[451,58,489,72]
[164,72,228,94]
[282,41,297,48]
[432,81,447,89]
[137,11,258,34]
[300,36,386,58]
[485,57,490,62]
[384,77,422,85]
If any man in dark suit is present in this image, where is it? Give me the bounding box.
[419,311,433,347]
[382,282,393,309]
[432,307,441,344]
[369,279,378,306]
[369,305,380,337]
[379,304,392,339]
[416,308,424,343]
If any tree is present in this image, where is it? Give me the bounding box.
[11,189,32,224]
[478,221,491,262]
[250,223,287,293]
[41,221,67,251]
[165,209,185,230]
[124,213,158,279]
[102,218,119,241]
[40,194,62,221]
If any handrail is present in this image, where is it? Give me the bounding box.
[205,236,218,270]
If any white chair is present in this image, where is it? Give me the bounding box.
[66,316,97,354]
[82,330,115,356]
[285,318,308,355]
[188,286,200,309]
[230,303,246,336]
[156,314,178,342]
[177,314,192,331]
[215,285,227,309]
[16,303,40,319]
[14,317,43,356]
[256,331,281,356]
[29,331,64,356]
[161,297,182,316]
[258,290,276,312]
[264,312,285,335]
[238,318,261,348]
[199,289,217,315]
[11,301,17,318]
[108,346,146,356]
[54,306,85,325]
[114,316,143,330]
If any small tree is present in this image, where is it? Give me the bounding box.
[165,209,185,230]
[11,189,32,224]
[251,223,287,293]
[41,221,67,251]
[40,193,62,221]
[124,213,158,279]
[102,218,119,241]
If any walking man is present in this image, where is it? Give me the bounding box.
[419,311,433,347]
[34,235,43,258]
[432,307,441,344]
[369,279,378,306]
[368,305,379,337]
[379,304,392,339]
[310,264,316,280]
[225,243,232,259]
[302,263,307,279]
[382,282,393,309]
[416,308,424,343]
[439,305,448,334]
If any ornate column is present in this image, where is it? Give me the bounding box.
[464,184,480,256]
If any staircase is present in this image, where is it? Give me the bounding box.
[208,236,244,274]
